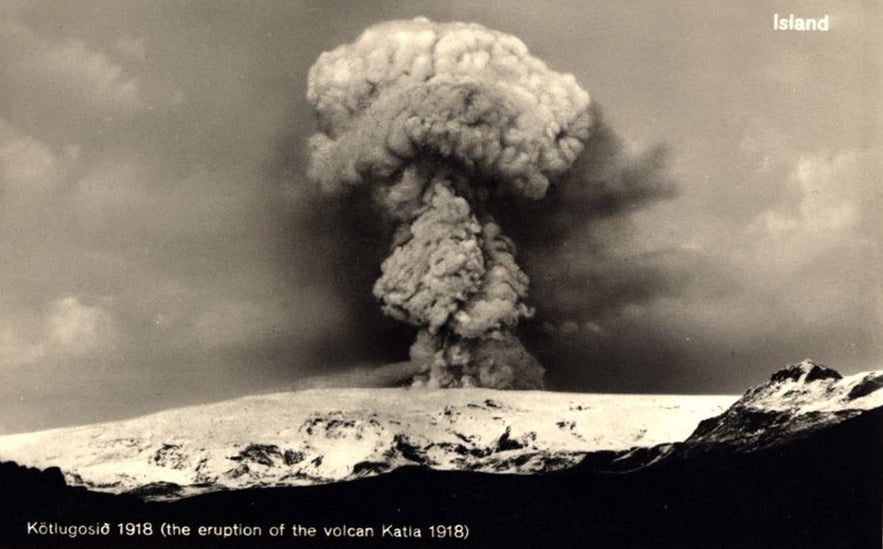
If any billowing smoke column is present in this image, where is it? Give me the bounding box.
[307,17,594,389]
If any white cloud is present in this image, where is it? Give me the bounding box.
[48,297,114,355]
[0,296,118,369]
[2,19,141,110]
[0,136,56,187]
[732,149,881,329]
[756,152,860,235]
[0,121,83,213]
[749,150,878,272]
[0,120,58,190]
[38,40,141,107]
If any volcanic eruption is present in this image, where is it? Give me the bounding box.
[306,17,595,389]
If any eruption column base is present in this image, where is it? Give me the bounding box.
[410,329,544,390]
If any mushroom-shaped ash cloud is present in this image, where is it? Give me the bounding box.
[306,17,599,389]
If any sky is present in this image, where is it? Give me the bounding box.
[0,0,880,433]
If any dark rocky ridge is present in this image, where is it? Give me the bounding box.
[679,360,881,456]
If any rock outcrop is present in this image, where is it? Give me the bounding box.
[679,360,883,457]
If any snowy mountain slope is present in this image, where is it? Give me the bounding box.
[2,359,879,503]
[681,360,883,455]
[0,388,734,499]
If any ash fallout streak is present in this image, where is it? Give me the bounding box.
[306,18,673,389]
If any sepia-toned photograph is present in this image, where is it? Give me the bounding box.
[0,1,880,547]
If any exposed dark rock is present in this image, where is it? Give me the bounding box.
[495,427,526,452]
[128,481,183,498]
[392,433,427,464]
[283,449,304,465]
[229,444,283,466]
[352,461,391,475]
[771,360,842,383]
[152,443,188,469]
[848,372,883,400]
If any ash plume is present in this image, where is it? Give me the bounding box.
[305,17,673,389]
